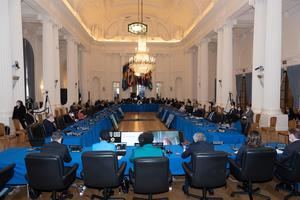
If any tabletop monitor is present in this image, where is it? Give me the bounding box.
[109,114,119,131]
[118,131,182,146]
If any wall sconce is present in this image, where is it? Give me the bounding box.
[170,86,173,91]
[75,82,78,88]
[54,80,58,88]
[40,82,44,93]
[12,75,20,88]
[12,61,20,70]
[102,86,106,91]
[218,80,222,87]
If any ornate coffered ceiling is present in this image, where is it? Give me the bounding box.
[62,0,216,42]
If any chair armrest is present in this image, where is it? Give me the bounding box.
[275,161,292,171]
[229,158,242,178]
[228,158,240,169]
[129,168,134,184]
[182,162,193,178]
[0,163,15,186]
[63,163,78,179]
[117,162,127,177]
[0,163,15,175]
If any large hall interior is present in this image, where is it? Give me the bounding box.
[1,0,300,199]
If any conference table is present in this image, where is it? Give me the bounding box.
[160,106,246,144]
[121,103,160,112]
[0,103,247,185]
[0,144,240,185]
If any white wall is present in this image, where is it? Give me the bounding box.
[79,44,194,101]
[282,6,300,66]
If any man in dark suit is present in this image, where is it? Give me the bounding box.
[181,133,214,193]
[277,128,300,166]
[275,128,300,191]
[40,131,72,163]
[43,114,57,137]
[206,108,217,122]
[225,102,239,123]
[241,105,254,135]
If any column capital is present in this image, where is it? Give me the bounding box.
[214,26,223,33]
[223,20,237,29]
[196,38,211,48]
[249,0,266,8]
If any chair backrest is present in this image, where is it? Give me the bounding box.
[133,157,169,194]
[288,120,297,130]
[191,152,228,188]
[26,123,45,147]
[0,123,5,137]
[241,147,276,182]
[270,117,277,128]
[288,151,300,182]
[54,108,60,117]
[255,114,261,124]
[25,153,65,190]
[81,151,120,188]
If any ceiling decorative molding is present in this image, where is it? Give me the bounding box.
[62,0,216,43]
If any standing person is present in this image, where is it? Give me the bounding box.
[12,100,27,129]
[241,105,254,136]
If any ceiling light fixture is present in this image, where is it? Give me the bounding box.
[129,37,155,76]
[128,0,147,35]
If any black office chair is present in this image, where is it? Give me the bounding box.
[182,152,228,200]
[131,157,170,200]
[55,116,66,130]
[229,147,276,200]
[0,163,15,189]
[26,123,45,147]
[81,151,126,200]
[275,151,300,200]
[25,153,78,200]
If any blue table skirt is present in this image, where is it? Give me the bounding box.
[46,117,112,147]
[163,108,245,144]
[0,144,238,185]
[121,104,159,112]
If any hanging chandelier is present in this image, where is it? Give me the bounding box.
[129,38,156,76]
[128,0,147,35]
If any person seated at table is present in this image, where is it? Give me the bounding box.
[277,128,300,167]
[40,131,72,163]
[192,104,205,117]
[92,130,116,151]
[77,109,86,120]
[225,102,239,124]
[274,128,300,191]
[179,104,186,112]
[130,132,163,162]
[181,132,214,194]
[43,113,57,137]
[181,132,214,161]
[206,107,217,122]
[235,130,262,166]
[240,104,254,136]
